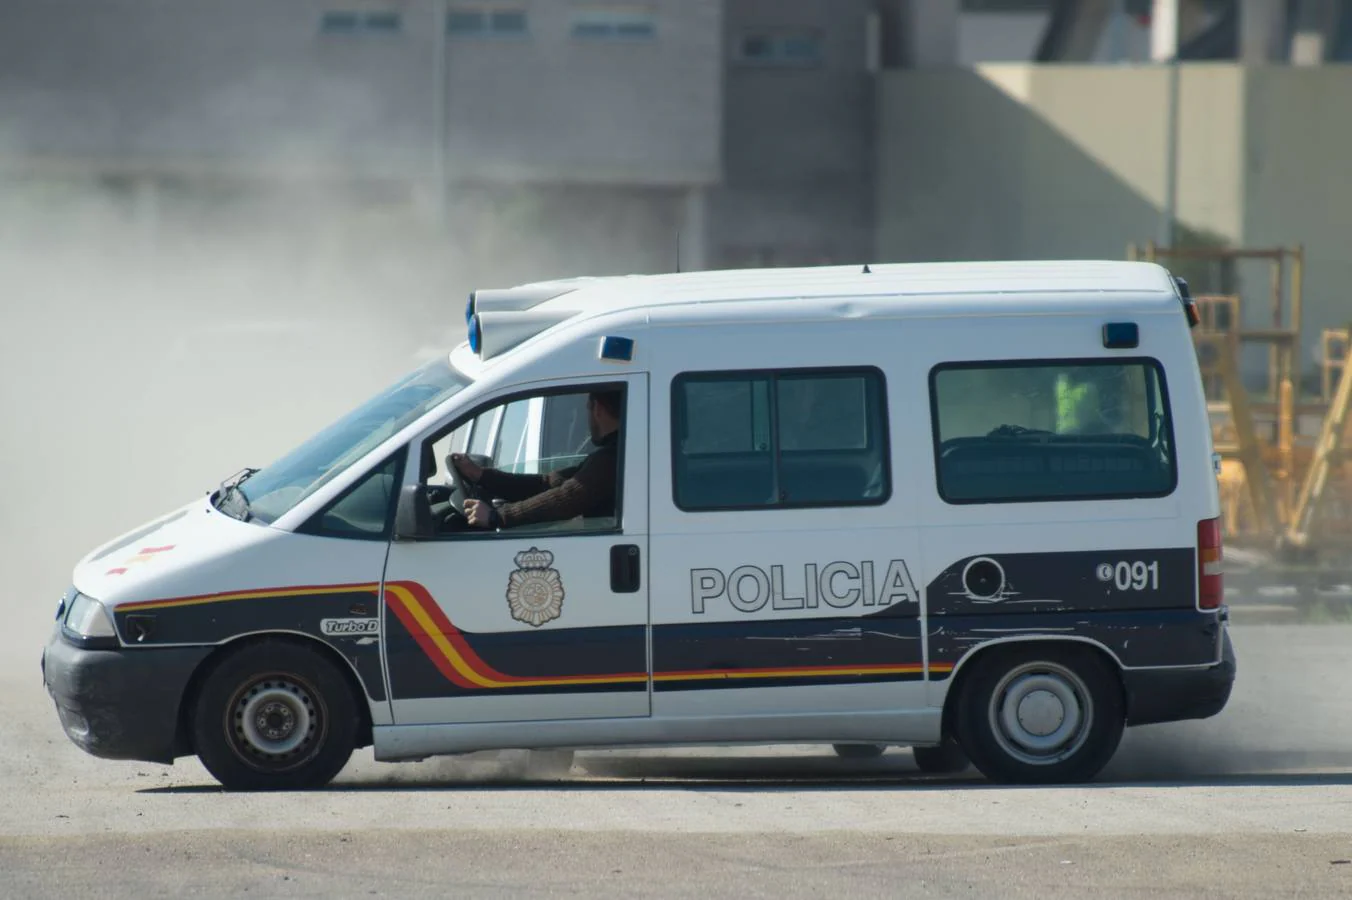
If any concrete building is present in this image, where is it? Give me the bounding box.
[0,0,884,275]
[2,0,1350,374]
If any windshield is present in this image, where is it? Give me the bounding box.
[225,357,470,525]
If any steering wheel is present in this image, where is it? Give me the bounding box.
[436,503,471,532]
[425,484,454,505]
[445,453,488,502]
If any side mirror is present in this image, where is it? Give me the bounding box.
[393,483,435,541]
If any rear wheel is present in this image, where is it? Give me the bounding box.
[191,640,358,791]
[832,743,887,760]
[955,645,1124,785]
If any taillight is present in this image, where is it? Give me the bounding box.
[1173,276,1200,328]
[1197,517,1223,609]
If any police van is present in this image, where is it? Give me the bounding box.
[41,260,1236,790]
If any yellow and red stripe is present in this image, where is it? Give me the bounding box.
[119,582,380,612]
[118,579,953,688]
[383,580,647,690]
[654,662,952,683]
[385,580,950,689]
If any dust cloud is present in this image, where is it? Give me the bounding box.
[0,169,660,655]
[2,178,437,649]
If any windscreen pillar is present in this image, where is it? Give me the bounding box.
[876,0,958,68]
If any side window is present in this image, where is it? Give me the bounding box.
[672,368,889,511]
[540,393,595,473]
[492,399,531,473]
[467,409,498,457]
[418,385,625,535]
[299,453,403,540]
[929,358,1177,504]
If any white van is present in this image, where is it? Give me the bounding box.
[42,260,1235,790]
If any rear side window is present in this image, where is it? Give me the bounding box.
[929,358,1177,504]
[673,368,890,510]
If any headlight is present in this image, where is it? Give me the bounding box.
[63,593,117,642]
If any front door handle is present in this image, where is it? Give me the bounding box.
[610,544,641,593]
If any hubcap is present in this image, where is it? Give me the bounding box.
[230,677,320,767]
[989,662,1092,766]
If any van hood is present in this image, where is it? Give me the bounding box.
[72,497,274,607]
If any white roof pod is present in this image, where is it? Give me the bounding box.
[466,284,578,319]
[471,308,580,360]
[466,283,591,360]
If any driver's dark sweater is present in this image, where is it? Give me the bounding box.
[475,430,618,528]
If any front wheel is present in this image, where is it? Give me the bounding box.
[191,640,359,791]
[954,646,1124,785]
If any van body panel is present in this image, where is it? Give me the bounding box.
[372,707,944,762]
[646,320,929,722]
[381,372,653,726]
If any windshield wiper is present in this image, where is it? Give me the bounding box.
[216,468,259,522]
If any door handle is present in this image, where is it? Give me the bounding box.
[610,544,641,594]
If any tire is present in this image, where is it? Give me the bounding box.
[954,645,1124,785]
[191,639,359,791]
[832,743,887,760]
[911,739,971,775]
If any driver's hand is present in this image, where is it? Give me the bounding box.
[464,499,495,529]
[450,453,484,483]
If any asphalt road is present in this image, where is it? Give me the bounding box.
[6,621,1352,898]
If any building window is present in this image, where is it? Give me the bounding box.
[320,10,404,35]
[929,359,1178,505]
[570,8,657,40]
[672,368,890,511]
[448,7,529,37]
[735,29,823,65]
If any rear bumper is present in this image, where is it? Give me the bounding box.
[1122,627,1236,726]
[41,628,210,765]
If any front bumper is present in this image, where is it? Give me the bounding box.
[1122,627,1237,727]
[41,628,211,765]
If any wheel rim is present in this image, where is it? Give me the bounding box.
[987,661,1093,766]
[226,675,325,772]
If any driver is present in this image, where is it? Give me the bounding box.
[450,390,622,530]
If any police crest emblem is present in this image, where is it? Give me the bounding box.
[506,547,565,627]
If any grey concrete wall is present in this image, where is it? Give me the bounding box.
[876,63,1350,386]
[444,0,723,186]
[708,0,877,268]
[0,0,723,187]
[1242,66,1352,353]
[0,0,438,179]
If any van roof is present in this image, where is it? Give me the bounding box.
[463,260,1182,362]
[509,259,1173,309]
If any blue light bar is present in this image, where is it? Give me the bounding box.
[468,314,483,353]
[1102,322,1139,349]
[465,293,476,325]
[600,336,634,362]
